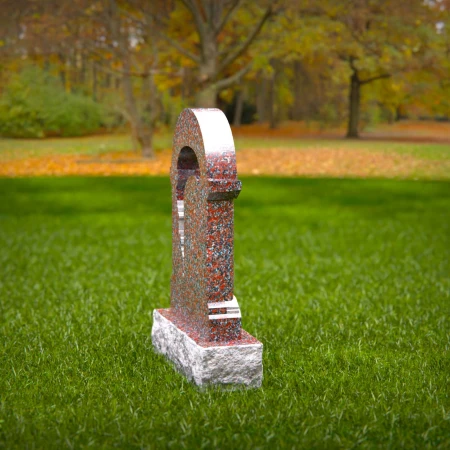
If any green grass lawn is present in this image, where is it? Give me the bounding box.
[0,134,171,161]
[234,137,450,161]
[0,134,134,160]
[1,133,449,161]
[0,176,449,449]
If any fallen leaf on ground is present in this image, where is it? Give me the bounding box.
[0,148,448,179]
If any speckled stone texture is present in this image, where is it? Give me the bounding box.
[152,310,263,387]
[170,108,242,340]
[152,107,263,387]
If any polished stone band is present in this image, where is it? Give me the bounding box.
[208,296,241,320]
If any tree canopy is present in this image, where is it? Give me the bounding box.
[0,0,447,155]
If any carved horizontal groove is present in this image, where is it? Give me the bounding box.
[207,180,242,201]
[208,296,241,319]
[209,313,242,320]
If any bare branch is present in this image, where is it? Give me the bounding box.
[128,4,201,64]
[360,73,391,84]
[349,56,358,73]
[214,61,252,90]
[180,0,208,43]
[158,31,201,63]
[214,0,242,36]
[197,0,209,22]
[95,62,150,78]
[139,10,200,63]
[179,0,196,11]
[341,18,383,59]
[218,4,273,74]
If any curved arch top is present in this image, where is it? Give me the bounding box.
[170,108,243,342]
[153,107,262,379]
[171,108,238,182]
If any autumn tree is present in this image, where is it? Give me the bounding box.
[1,0,448,143]
[319,0,442,138]
[254,1,344,128]
[3,0,164,157]
[94,0,161,157]
[150,0,277,108]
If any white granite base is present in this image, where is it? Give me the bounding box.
[152,310,263,387]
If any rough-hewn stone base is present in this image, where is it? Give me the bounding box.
[152,310,263,387]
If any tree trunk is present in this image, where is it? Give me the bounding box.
[181,67,188,101]
[122,56,155,159]
[196,36,218,108]
[176,1,272,114]
[58,53,66,89]
[92,61,97,101]
[346,72,361,138]
[142,72,160,158]
[268,64,277,129]
[139,131,154,158]
[196,85,217,108]
[107,0,154,158]
[256,77,270,123]
[233,89,244,127]
[79,52,86,85]
[292,61,303,121]
[395,105,403,121]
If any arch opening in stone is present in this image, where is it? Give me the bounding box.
[176,147,200,258]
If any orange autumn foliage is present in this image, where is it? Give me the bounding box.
[1,147,448,180]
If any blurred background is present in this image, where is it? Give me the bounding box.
[0,0,448,172]
[1,3,450,448]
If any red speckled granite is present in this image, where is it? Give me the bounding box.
[163,108,259,345]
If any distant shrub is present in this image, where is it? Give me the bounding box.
[0,66,104,138]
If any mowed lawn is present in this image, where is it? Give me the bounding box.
[1,133,449,161]
[0,176,449,449]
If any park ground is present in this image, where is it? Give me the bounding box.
[0,121,449,449]
[0,120,449,179]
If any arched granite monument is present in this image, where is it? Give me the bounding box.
[152,108,263,387]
